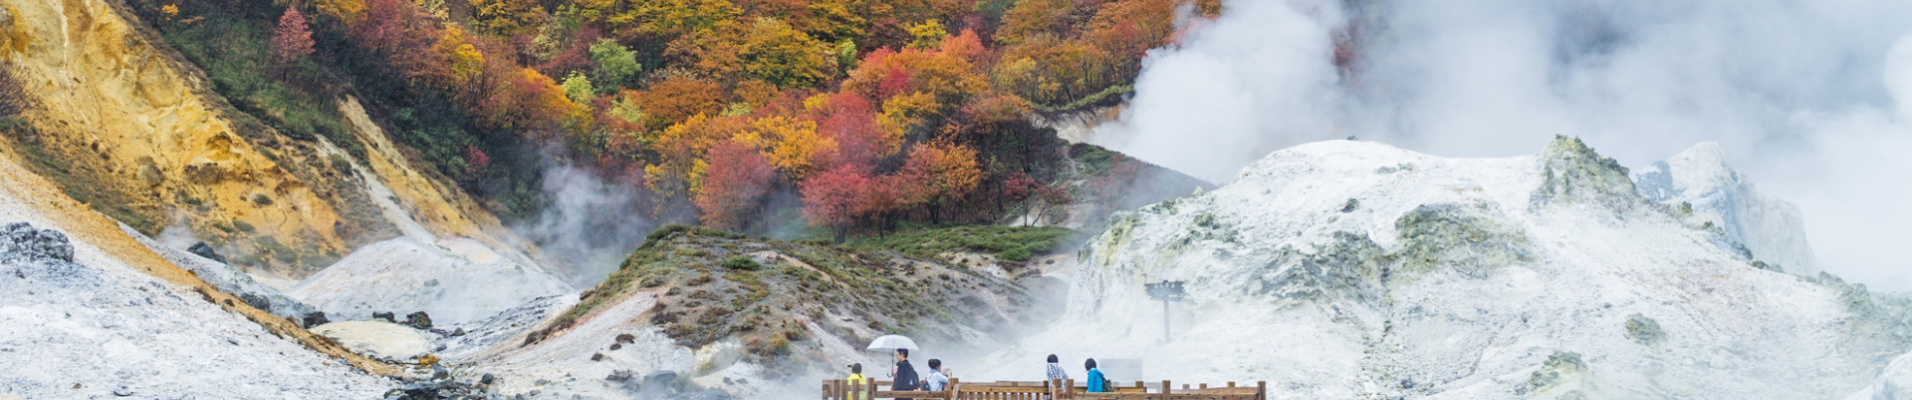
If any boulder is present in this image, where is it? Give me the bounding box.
[405,312,432,329]
[1,222,74,263]
[1625,314,1665,346]
[302,312,330,328]
[239,293,271,311]
[642,370,682,396]
[187,242,226,263]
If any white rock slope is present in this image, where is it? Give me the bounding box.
[0,222,390,398]
[977,137,1910,399]
[290,238,574,326]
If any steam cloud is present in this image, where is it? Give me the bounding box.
[1092,0,1912,291]
[519,163,657,287]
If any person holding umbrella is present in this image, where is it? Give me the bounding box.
[868,335,921,399]
[890,349,920,399]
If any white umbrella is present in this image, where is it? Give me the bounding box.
[866,335,919,352]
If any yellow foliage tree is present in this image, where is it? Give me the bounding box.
[628,0,742,37]
[467,0,547,36]
[906,19,948,49]
[312,0,366,24]
[735,115,834,178]
[740,17,833,88]
[436,25,485,85]
[876,91,938,154]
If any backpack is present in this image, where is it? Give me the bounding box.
[894,363,919,390]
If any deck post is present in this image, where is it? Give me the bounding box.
[1227,382,1235,388]
[868,377,878,400]
[1256,381,1267,400]
[1161,380,1170,400]
[1065,379,1074,400]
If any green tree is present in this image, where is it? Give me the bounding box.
[561,72,595,103]
[588,38,642,91]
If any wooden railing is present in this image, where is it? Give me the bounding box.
[822,378,1267,400]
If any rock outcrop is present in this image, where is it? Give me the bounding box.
[1633,142,1820,275]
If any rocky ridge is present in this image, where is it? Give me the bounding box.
[976,137,1912,399]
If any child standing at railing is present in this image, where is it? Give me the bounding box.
[845,363,867,400]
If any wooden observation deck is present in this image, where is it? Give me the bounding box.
[822,378,1267,400]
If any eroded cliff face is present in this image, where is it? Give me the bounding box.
[333,96,511,252]
[0,0,503,278]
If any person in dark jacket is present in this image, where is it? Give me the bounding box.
[889,349,919,399]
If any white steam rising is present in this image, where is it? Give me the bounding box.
[1093,0,1912,291]
[519,164,656,287]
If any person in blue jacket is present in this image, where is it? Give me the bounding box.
[1084,358,1107,393]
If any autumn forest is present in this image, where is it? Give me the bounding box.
[140,0,1220,241]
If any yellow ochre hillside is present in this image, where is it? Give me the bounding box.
[0,0,506,278]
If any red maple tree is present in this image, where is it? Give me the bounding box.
[799,164,873,243]
[817,94,883,170]
[272,7,315,65]
[696,139,776,230]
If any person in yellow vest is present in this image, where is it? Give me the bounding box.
[846,363,868,400]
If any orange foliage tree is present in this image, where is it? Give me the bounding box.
[897,142,981,221]
[634,77,727,129]
[477,67,577,132]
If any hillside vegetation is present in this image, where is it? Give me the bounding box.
[130,0,1221,239]
[529,224,1046,376]
[845,224,1075,262]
